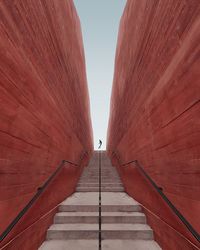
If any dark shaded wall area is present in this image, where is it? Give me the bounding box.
[107,0,200,249]
[0,0,93,248]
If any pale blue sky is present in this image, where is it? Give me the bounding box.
[73,0,126,150]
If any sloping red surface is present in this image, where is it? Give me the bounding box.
[108,0,200,249]
[0,161,88,250]
[0,0,93,248]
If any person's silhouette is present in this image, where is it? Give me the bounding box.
[98,139,102,149]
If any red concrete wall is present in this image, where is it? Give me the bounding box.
[108,0,200,249]
[0,162,88,250]
[0,0,93,248]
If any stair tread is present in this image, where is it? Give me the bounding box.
[77,186,123,188]
[77,185,123,186]
[76,188,124,190]
[39,240,98,250]
[102,240,161,250]
[39,240,161,250]
[55,212,145,217]
[78,183,123,185]
[48,223,152,231]
[60,192,140,206]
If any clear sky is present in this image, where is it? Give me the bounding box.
[73,0,126,150]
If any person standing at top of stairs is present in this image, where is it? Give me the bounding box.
[98,139,102,149]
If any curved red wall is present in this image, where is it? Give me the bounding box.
[0,0,93,248]
[107,0,200,249]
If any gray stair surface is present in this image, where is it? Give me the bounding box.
[39,151,161,250]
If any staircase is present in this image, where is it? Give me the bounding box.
[39,151,161,250]
[77,152,124,192]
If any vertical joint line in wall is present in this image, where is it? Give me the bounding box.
[99,150,102,250]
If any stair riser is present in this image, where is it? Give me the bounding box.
[59,205,141,212]
[84,172,118,174]
[47,230,153,240]
[76,187,124,189]
[76,186,124,189]
[77,184,123,187]
[80,174,119,175]
[79,179,121,182]
[80,174,119,177]
[101,230,153,240]
[78,181,122,184]
[76,188,124,192]
[54,216,98,224]
[47,231,98,240]
[79,179,121,183]
[79,177,121,179]
[80,173,119,176]
[78,184,122,186]
[77,185,123,187]
[54,216,146,224]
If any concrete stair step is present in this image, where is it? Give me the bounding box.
[86,167,116,169]
[85,170,112,172]
[78,182,122,185]
[81,173,119,175]
[79,179,121,182]
[76,187,125,192]
[77,184,122,186]
[39,239,161,250]
[47,223,153,240]
[39,240,98,250]
[47,224,98,239]
[77,183,123,187]
[80,177,120,179]
[81,171,118,173]
[78,180,122,183]
[79,176,120,179]
[102,181,122,184]
[77,186,123,190]
[59,204,141,212]
[54,212,146,224]
[80,172,119,174]
[101,240,162,250]
[101,224,153,240]
[77,185,123,188]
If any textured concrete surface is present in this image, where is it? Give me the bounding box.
[39,240,98,250]
[54,211,146,224]
[102,240,161,250]
[107,0,200,249]
[47,223,153,240]
[39,152,161,249]
[102,192,139,206]
[77,151,124,192]
[39,239,161,250]
[0,0,92,249]
[61,192,99,205]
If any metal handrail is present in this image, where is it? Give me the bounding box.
[0,158,82,242]
[119,159,200,242]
